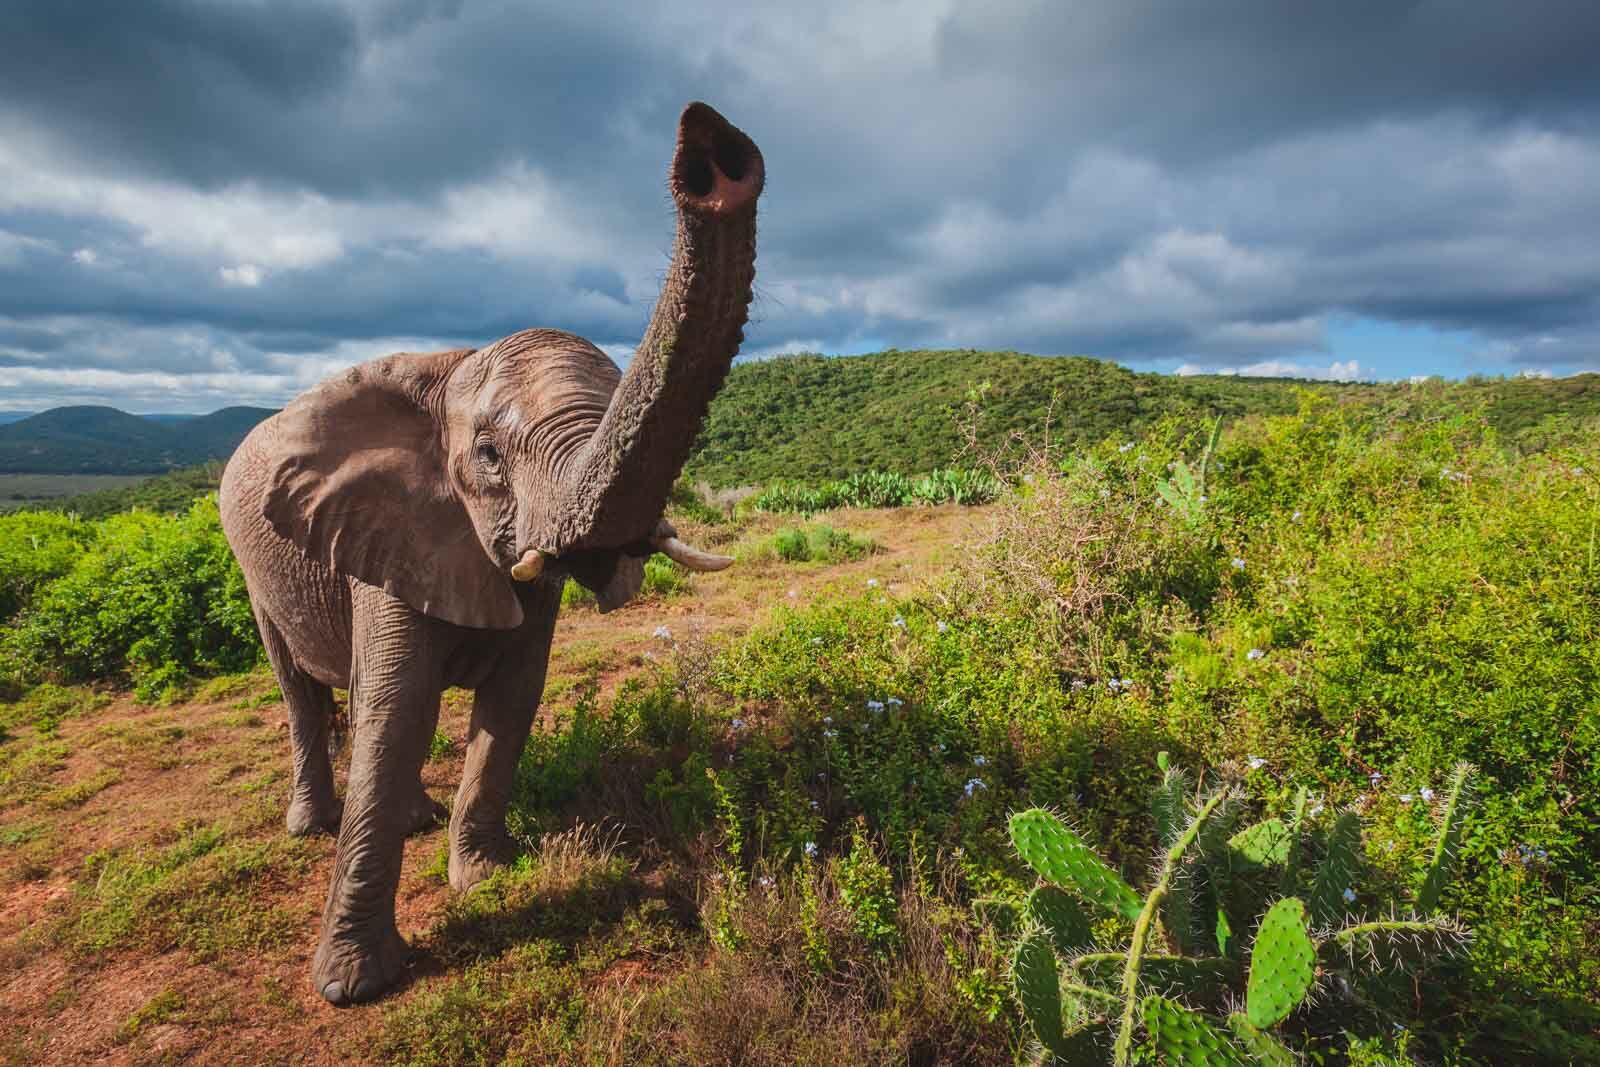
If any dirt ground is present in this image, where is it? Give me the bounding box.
[0,506,981,1065]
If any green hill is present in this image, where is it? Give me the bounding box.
[0,405,275,474]
[682,350,1600,486]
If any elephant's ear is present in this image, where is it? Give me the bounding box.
[261,350,524,630]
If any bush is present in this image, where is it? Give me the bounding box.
[1,497,259,700]
[0,510,98,620]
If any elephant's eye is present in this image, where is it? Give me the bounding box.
[476,440,501,468]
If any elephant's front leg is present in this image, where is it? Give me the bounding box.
[449,583,560,893]
[313,585,443,1006]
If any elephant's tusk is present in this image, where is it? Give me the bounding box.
[652,535,734,572]
[510,550,546,581]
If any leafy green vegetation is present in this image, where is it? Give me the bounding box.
[751,468,1000,514]
[0,497,258,700]
[491,398,1598,1063]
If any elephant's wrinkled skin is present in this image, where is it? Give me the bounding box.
[218,103,762,1006]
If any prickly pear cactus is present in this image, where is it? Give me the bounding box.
[1308,811,1361,926]
[1281,788,1309,894]
[1142,995,1249,1067]
[1226,1013,1297,1067]
[1027,886,1094,955]
[1418,762,1476,914]
[1245,897,1316,1029]
[1228,817,1291,868]
[1013,928,1065,1054]
[1010,809,1143,920]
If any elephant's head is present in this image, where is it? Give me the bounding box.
[259,102,762,629]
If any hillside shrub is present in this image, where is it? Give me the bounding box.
[0,511,98,620]
[1,497,259,699]
[737,524,878,565]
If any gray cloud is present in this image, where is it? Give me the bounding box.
[1,0,1598,411]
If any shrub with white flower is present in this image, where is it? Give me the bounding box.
[892,615,906,630]
[652,624,672,640]
[963,777,986,796]
[803,841,818,858]
[1247,756,1266,771]
[1421,787,1435,802]
[866,578,879,589]
[1342,887,1357,903]
[935,619,949,633]
[865,699,884,712]
[1231,557,1246,570]
[1247,648,1265,661]
[730,718,745,731]
[973,755,987,767]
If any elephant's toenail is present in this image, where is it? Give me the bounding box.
[322,980,347,1005]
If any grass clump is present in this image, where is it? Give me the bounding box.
[737,524,878,565]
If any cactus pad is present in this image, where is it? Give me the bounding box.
[1027,886,1094,955]
[1245,897,1316,1028]
[1142,995,1249,1067]
[1009,809,1143,920]
[1012,929,1065,1053]
[1227,1013,1297,1067]
[1418,762,1477,914]
[1228,818,1291,868]
[1308,811,1362,926]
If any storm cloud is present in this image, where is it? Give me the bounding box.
[2,0,1598,410]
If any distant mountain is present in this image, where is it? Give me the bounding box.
[0,405,276,474]
[0,412,37,426]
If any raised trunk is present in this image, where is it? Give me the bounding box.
[556,102,764,552]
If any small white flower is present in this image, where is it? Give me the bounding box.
[822,716,833,724]
[652,625,672,640]
[1120,677,1133,688]
[1420,787,1435,803]
[936,619,949,633]
[1573,467,1585,476]
[886,697,903,707]
[1309,800,1325,817]
[1119,442,1134,453]
[866,578,879,589]
[964,777,986,796]
[788,588,798,599]
[822,729,837,739]
[812,636,824,645]
[866,699,885,712]
[1231,557,1246,570]
[810,800,820,811]
[1342,887,1357,903]
[892,615,906,630]
[731,718,746,731]
[803,841,818,858]
[1369,771,1383,785]
[973,755,987,767]
[1291,510,1303,521]
[1247,648,1264,661]
[1400,793,1414,804]
[1099,488,1110,498]
[1247,756,1266,771]
[758,875,774,889]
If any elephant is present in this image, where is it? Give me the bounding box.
[217,101,763,1005]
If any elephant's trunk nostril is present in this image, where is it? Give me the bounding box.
[670,102,764,218]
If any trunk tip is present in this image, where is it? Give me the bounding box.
[672,101,764,217]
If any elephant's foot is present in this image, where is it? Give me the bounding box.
[448,829,517,893]
[286,794,342,837]
[312,923,410,1006]
[403,786,446,836]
